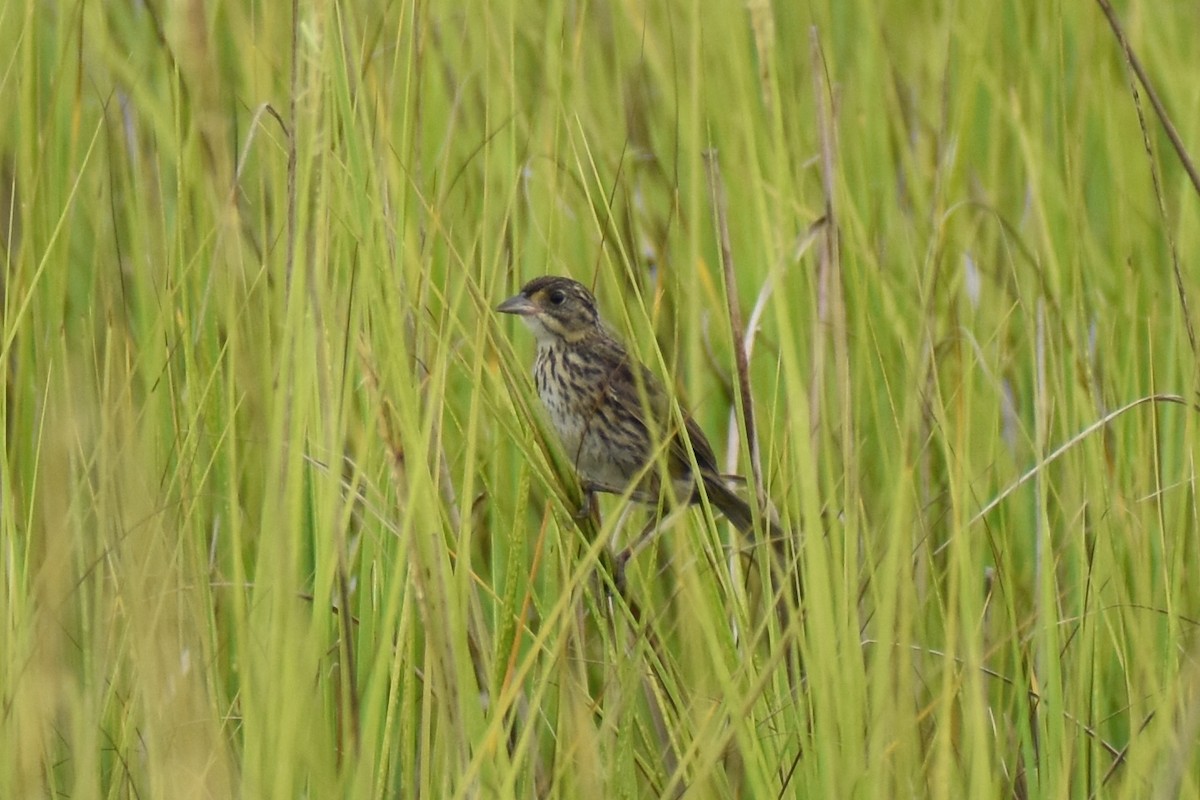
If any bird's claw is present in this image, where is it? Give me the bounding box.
[573,489,595,520]
[613,549,631,596]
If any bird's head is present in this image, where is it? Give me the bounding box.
[496,276,601,344]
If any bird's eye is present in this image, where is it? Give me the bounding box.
[548,290,566,305]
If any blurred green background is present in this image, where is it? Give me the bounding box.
[3,1,1200,797]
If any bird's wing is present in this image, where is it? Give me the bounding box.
[592,335,722,476]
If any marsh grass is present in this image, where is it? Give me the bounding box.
[3,1,1200,797]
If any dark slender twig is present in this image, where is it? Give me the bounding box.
[1123,47,1197,356]
[334,566,360,755]
[1095,0,1200,200]
[702,151,766,518]
[702,150,800,660]
[1097,711,1157,791]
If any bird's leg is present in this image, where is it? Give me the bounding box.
[613,504,689,587]
[574,483,599,520]
[613,517,657,594]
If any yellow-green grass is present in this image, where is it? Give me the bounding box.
[3,1,1199,797]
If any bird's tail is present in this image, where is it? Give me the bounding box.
[699,472,783,542]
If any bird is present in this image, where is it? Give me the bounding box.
[496,275,779,541]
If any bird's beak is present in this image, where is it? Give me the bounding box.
[496,294,537,316]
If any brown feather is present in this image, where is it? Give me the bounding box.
[498,276,778,539]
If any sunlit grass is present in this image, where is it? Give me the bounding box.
[2,0,1200,797]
